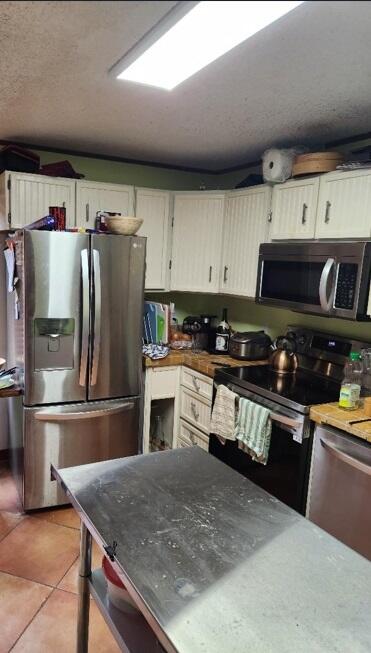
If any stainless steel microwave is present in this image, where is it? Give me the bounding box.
[256,241,371,321]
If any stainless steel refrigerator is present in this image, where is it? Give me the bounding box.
[8,230,145,510]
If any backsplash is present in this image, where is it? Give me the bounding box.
[145,292,371,342]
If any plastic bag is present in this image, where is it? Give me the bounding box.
[262,148,298,184]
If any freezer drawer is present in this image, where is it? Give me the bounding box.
[23,397,140,510]
[308,425,371,560]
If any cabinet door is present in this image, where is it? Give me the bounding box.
[221,186,271,297]
[76,180,134,229]
[171,193,225,292]
[135,188,171,290]
[270,177,320,239]
[316,170,371,238]
[8,172,76,229]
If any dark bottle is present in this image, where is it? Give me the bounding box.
[215,308,231,353]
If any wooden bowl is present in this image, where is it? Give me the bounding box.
[292,151,344,177]
[105,216,143,235]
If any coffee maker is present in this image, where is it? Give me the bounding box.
[182,315,217,352]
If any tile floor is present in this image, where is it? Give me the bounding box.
[0,463,120,652]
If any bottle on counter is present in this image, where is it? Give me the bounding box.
[339,352,363,410]
[215,308,231,354]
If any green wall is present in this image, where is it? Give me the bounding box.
[35,149,216,191]
[146,292,371,343]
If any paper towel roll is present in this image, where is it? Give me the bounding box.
[262,148,296,183]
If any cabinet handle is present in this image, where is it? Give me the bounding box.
[267,210,273,223]
[209,266,212,283]
[62,201,66,208]
[85,203,90,223]
[324,200,331,224]
[301,202,307,225]
[190,402,199,421]
[192,376,200,392]
[223,265,228,283]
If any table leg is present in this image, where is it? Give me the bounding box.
[77,522,92,653]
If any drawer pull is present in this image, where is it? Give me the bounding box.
[192,376,201,392]
[190,401,200,421]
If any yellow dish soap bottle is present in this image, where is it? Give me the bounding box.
[339,352,362,410]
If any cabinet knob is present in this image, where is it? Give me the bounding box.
[190,401,200,421]
[267,210,273,223]
[192,376,200,392]
[325,200,331,223]
[301,203,308,225]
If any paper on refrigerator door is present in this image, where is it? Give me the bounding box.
[4,247,15,292]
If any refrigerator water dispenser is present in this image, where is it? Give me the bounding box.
[34,318,75,370]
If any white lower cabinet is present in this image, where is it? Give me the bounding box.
[143,366,180,454]
[221,186,271,297]
[178,419,210,451]
[143,366,211,453]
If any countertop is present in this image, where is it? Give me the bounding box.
[143,350,267,378]
[54,447,371,653]
[310,397,371,442]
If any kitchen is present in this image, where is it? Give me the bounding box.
[1,1,371,652]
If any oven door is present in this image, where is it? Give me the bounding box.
[256,242,369,320]
[209,384,312,514]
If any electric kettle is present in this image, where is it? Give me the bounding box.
[269,334,298,375]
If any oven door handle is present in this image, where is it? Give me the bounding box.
[270,412,302,429]
[320,438,371,476]
[319,257,336,313]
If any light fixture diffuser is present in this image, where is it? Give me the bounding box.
[115,1,303,90]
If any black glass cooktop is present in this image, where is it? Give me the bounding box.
[217,365,340,413]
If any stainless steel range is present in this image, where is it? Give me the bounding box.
[210,326,371,514]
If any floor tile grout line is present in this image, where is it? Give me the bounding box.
[56,552,80,589]
[8,586,56,652]
[0,568,56,590]
[0,515,26,544]
[29,513,80,531]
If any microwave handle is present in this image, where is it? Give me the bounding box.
[319,258,336,313]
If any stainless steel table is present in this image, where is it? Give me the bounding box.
[53,447,371,653]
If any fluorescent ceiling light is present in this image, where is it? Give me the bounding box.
[116,1,303,90]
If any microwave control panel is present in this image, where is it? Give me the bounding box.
[334,263,358,310]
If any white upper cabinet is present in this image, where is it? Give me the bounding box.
[135,188,171,291]
[171,192,225,293]
[270,176,320,240]
[315,169,371,239]
[0,171,76,229]
[221,186,272,297]
[75,180,134,229]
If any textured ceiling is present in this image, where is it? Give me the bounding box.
[1,1,371,170]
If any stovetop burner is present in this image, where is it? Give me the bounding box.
[217,364,341,414]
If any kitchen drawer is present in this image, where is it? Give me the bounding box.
[149,367,178,399]
[180,387,211,434]
[178,418,210,451]
[181,367,213,401]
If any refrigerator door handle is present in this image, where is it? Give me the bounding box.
[79,249,90,386]
[91,249,102,387]
[35,401,134,421]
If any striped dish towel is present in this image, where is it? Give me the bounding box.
[210,384,238,443]
[235,397,272,465]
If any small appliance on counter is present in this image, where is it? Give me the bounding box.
[229,330,272,361]
[183,315,217,352]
